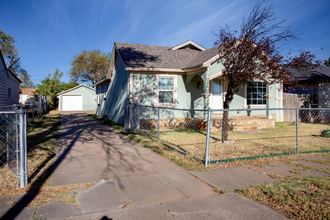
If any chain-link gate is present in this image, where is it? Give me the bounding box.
[0,109,28,188]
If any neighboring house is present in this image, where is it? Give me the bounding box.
[0,50,22,106]
[57,84,95,111]
[284,66,330,108]
[94,40,283,126]
[20,88,37,104]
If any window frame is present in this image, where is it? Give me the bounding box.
[154,74,178,107]
[246,81,266,106]
[158,77,174,104]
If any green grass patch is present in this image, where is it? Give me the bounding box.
[237,177,330,219]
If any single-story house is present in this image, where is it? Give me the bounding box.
[0,50,22,107]
[94,40,283,129]
[19,88,38,104]
[57,84,95,111]
[284,66,330,108]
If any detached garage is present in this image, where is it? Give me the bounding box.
[57,84,95,111]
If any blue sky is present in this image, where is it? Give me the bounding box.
[0,0,329,86]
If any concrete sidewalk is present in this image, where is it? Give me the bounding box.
[1,113,329,219]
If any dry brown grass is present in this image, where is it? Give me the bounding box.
[139,122,330,163]
[0,114,97,208]
[238,177,330,219]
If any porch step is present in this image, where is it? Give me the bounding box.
[232,125,263,131]
[140,116,275,131]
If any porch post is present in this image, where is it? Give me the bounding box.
[202,79,210,119]
[265,84,273,118]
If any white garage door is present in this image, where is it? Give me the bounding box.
[62,95,82,111]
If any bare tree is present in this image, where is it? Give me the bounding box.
[214,2,316,142]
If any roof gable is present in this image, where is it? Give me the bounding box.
[0,49,22,83]
[170,40,206,51]
[20,88,37,95]
[57,84,95,96]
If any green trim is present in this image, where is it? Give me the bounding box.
[209,150,330,164]
[300,150,330,154]
[209,152,294,164]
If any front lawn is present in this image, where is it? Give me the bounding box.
[139,122,330,163]
[238,176,330,219]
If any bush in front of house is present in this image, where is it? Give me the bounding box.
[321,129,330,138]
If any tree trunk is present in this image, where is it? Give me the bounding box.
[222,90,234,143]
[221,100,230,142]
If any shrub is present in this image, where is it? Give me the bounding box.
[321,129,330,138]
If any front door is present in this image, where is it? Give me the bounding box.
[212,78,223,111]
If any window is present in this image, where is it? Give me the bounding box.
[8,88,11,99]
[247,82,266,105]
[158,77,174,103]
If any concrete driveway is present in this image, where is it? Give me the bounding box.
[50,113,184,186]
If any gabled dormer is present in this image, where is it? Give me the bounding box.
[170,40,206,51]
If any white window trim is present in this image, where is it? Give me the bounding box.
[244,81,267,108]
[154,74,178,107]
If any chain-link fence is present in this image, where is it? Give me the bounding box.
[0,109,28,188]
[0,96,48,188]
[208,108,330,165]
[125,103,330,166]
[0,95,48,126]
[126,104,208,161]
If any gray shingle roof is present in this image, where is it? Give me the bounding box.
[285,66,330,82]
[186,46,220,69]
[114,42,220,70]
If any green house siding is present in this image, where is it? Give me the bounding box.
[133,72,279,113]
[96,56,129,125]
[96,53,283,123]
[58,85,95,111]
[139,74,156,106]
[205,60,225,79]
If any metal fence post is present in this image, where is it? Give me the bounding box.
[205,108,211,167]
[24,112,28,185]
[26,105,28,126]
[6,114,9,167]
[296,108,299,156]
[157,107,160,141]
[16,112,19,187]
[19,108,26,188]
